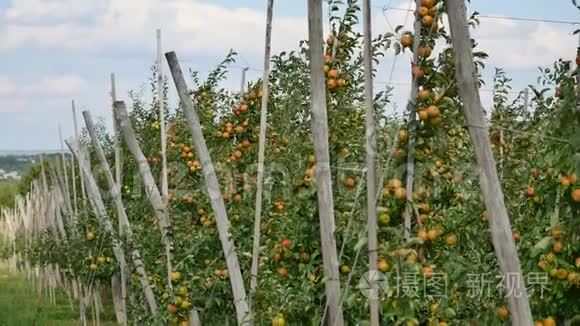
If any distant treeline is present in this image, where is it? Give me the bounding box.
[0,153,61,209]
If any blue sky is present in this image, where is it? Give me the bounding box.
[0,0,577,151]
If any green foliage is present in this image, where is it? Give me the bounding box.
[3,1,579,324]
[0,181,18,209]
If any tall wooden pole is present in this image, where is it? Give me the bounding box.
[362,0,378,324]
[576,33,580,112]
[250,0,274,296]
[165,52,249,324]
[114,101,174,291]
[307,1,343,324]
[157,29,169,203]
[72,101,86,204]
[445,0,533,324]
[58,125,73,221]
[65,141,131,325]
[241,67,249,93]
[404,0,422,241]
[111,74,122,188]
[70,105,79,218]
[108,73,128,325]
[83,111,158,316]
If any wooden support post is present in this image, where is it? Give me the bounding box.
[576,33,580,112]
[241,67,249,93]
[445,0,533,324]
[165,51,249,324]
[113,101,174,291]
[83,110,159,316]
[111,74,122,186]
[523,87,529,111]
[65,140,133,325]
[94,289,101,326]
[107,74,130,324]
[157,29,169,202]
[72,101,87,204]
[50,162,73,225]
[58,125,73,219]
[250,0,274,297]
[70,105,79,218]
[306,1,343,324]
[362,0,378,324]
[404,0,422,241]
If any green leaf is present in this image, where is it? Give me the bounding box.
[355,237,368,251]
[531,236,552,257]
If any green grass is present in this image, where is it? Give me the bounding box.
[0,268,116,325]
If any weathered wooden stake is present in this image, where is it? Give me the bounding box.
[111,74,122,186]
[241,67,249,93]
[361,0,379,324]
[404,0,422,241]
[307,1,343,324]
[576,33,580,111]
[157,29,169,202]
[250,0,274,298]
[113,101,174,291]
[70,105,79,218]
[57,125,73,220]
[66,140,133,325]
[73,101,87,205]
[83,110,159,317]
[445,0,533,324]
[165,51,249,324]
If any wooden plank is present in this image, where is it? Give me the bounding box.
[165,51,249,324]
[83,110,158,316]
[306,1,343,324]
[361,0,379,324]
[250,0,274,297]
[113,101,174,290]
[445,0,533,324]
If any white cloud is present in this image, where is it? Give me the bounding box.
[0,0,573,71]
[3,0,102,22]
[475,19,576,69]
[26,75,86,96]
[0,77,16,96]
[0,0,307,57]
[0,75,86,99]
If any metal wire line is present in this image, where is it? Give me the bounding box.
[378,6,580,26]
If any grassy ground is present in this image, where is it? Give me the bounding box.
[0,268,116,325]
